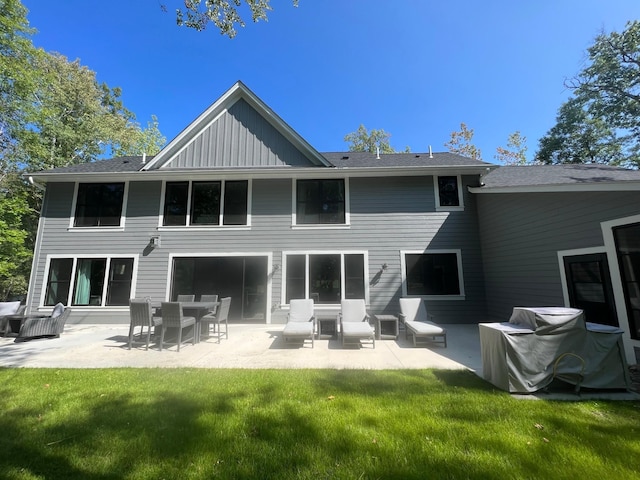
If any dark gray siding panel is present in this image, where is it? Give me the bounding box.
[170,99,314,168]
[476,191,640,322]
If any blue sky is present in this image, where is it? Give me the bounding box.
[22,0,640,163]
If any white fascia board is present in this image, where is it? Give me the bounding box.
[468,182,640,194]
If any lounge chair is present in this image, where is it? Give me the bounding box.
[15,303,71,342]
[0,302,25,336]
[128,298,162,350]
[282,299,315,348]
[159,301,196,351]
[339,299,375,348]
[399,298,447,347]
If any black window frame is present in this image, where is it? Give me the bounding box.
[404,252,462,297]
[73,182,125,227]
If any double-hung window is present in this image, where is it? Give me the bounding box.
[283,252,366,304]
[434,175,464,211]
[295,179,347,225]
[73,183,125,227]
[44,256,135,307]
[402,250,465,298]
[162,180,249,226]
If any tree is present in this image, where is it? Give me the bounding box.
[344,125,398,153]
[114,115,166,157]
[445,122,481,160]
[172,0,299,38]
[536,21,640,167]
[494,131,529,165]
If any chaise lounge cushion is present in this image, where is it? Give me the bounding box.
[404,320,445,336]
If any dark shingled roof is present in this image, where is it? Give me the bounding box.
[30,156,149,174]
[322,151,492,168]
[481,164,640,188]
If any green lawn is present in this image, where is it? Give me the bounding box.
[0,368,638,479]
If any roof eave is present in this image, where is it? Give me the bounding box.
[469,182,640,193]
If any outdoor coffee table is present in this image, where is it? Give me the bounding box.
[373,314,399,340]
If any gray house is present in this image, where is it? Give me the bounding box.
[25,81,640,363]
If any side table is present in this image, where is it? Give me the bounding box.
[373,314,399,340]
[316,315,338,339]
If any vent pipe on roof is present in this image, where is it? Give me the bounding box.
[142,152,146,164]
[429,145,433,158]
[376,146,380,159]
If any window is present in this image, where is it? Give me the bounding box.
[44,257,135,307]
[162,180,249,226]
[613,222,640,340]
[435,176,463,210]
[403,251,464,297]
[296,179,346,225]
[74,183,125,227]
[284,252,366,304]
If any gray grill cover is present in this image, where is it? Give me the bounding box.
[479,307,630,393]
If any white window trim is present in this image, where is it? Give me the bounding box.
[601,214,640,365]
[291,178,351,228]
[167,252,273,323]
[557,246,607,309]
[400,249,466,300]
[40,254,139,310]
[434,175,464,212]
[68,181,129,231]
[281,250,369,307]
[158,179,252,228]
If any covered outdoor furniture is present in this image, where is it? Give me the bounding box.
[479,307,631,394]
[128,298,162,350]
[15,303,71,342]
[282,299,315,348]
[0,302,25,336]
[200,297,230,343]
[159,301,196,351]
[399,298,447,347]
[339,299,375,348]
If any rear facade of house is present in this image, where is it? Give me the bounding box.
[25,82,640,364]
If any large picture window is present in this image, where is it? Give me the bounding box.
[296,179,346,225]
[404,251,463,297]
[44,257,135,307]
[74,183,125,227]
[162,180,248,226]
[284,252,366,304]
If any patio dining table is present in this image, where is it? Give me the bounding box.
[152,301,219,344]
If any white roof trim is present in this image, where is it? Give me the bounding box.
[141,81,331,171]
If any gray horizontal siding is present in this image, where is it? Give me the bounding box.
[170,99,314,168]
[476,190,640,322]
[31,175,487,325]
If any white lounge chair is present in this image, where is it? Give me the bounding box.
[339,299,375,348]
[282,299,315,348]
[399,298,447,347]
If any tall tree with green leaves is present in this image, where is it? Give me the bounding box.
[171,0,299,38]
[445,122,481,160]
[113,115,166,157]
[536,21,640,167]
[495,131,529,165]
[344,125,399,153]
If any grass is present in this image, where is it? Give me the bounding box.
[0,368,638,480]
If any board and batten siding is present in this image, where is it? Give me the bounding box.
[168,98,313,169]
[31,173,487,324]
[476,190,640,322]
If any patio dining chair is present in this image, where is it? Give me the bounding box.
[159,301,196,351]
[339,299,375,348]
[282,299,315,348]
[177,294,195,302]
[399,298,447,347]
[128,298,162,350]
[200,297,230,343]
[199,294,219,318]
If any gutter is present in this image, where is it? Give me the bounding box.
[27,176,47,191]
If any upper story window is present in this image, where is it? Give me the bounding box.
[435,175,464,211]
[402,250,465,299]
[162,180,249,227]
[74,183,125,227]
[44,256,135,307]
[295,179,347,225]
